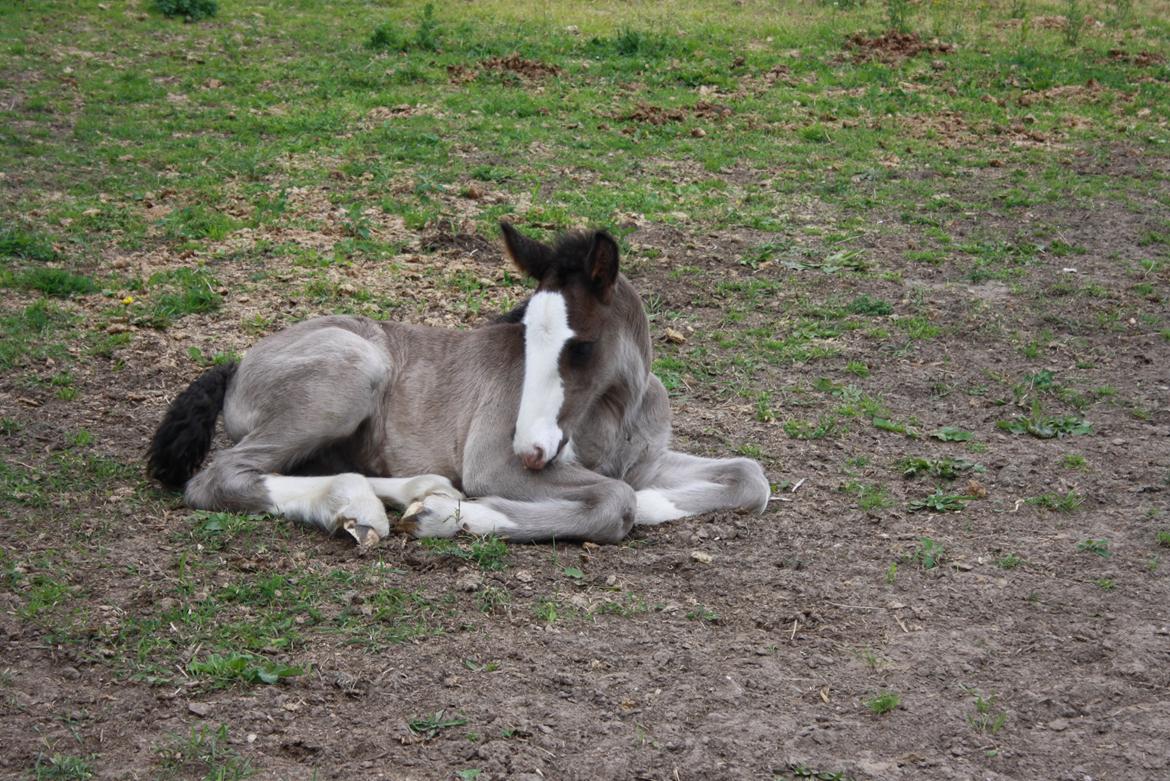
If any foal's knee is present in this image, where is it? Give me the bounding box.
[184,459,269,513]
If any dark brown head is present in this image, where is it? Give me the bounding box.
[500,221,647,470]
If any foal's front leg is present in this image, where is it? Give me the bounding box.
[627,450,770,525]
[397,463,636,544]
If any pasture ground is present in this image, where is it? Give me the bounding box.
[2,1,1169,779]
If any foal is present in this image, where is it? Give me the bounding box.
[148,223,770,545]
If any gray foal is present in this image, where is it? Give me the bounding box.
[148,223,770,546]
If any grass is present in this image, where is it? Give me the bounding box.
[408,711,468,740]
[420,535,509,571]
[186,652,305,687]
[33,754,96,780]
[156,724,251,781]
[1025,491,1084,512]
[864,691,901,716]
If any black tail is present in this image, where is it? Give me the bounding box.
[147,362,238,490]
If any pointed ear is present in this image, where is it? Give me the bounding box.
[500,221,553,280]
[586,231,619,302]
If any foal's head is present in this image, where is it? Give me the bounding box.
[500,222,648,471]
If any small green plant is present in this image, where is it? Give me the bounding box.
[686,605,720,623]
[865,691,901,715]
[996,553,1023,570]
[969,694,1008,735]
[534,598,559,623]
[911,537,945,569]
[408,711,467,740]
[885,562,897,584]
[367,21,403,51]
[929,426,973,442]
[1062,454,1087,469]
[908,489,968,512]
[1077,539,1111,558]
[847,295,892,316]
[1095,578,1115,591]
[1063,0,1086,46]
[420,535,508,571]
[0,226,56,260]
[3,268,97,297]
[841,481,893,512]
[156,0,217,21]
[1156,530,1170,548]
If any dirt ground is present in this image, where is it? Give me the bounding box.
[3,144,1170,781]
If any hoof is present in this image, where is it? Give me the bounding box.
[397,497,460,538]
[343,518,382,549]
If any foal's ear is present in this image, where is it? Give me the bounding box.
[586,231,620,301]
[500,221,553,280]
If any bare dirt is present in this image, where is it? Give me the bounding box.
[2,149,1169,781]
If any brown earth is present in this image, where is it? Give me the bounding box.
[2,149,1169,780]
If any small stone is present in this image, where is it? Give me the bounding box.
[188,702,211,717]
[514,569,533,584]
[664,327,687,344]
[455,572,483,592]
[1048,718,1070,731]
[690,550,713,565]
[690,127,707,138]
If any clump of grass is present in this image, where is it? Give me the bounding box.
[969,694,1007,735]
[368,4,440,52]
[1025,491,1084,512]
[910,537,945,569]
[865,690,901,715]
[33,752,97,780]
[0,226,56,260]
[156,725,250,781]
[996,553,1023,570]
[135,268,222,329]
[159,204,239,242]
[420,535,508,571]
[408,711,467,740]
[841,481,893,512]
[1156,530,1170,548]
[3,267,97,297]
[155,0,217,21]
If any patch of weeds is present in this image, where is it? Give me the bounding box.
[908,489,968,513]
[408,710,467,740]
[593,591,650,618]
[910,537,945,570]
[419,535,508,571]
[997,554,1023,570]
[475,586,510,614]
[534,598,561,624]
[929,426,973,442]
[190,511,261,551]
[846,361,870,377]
[156,724,250,781]
[1156,530,1170,548]
[841,481,893,512]
[865,691,901,715]
[33,753,97,780]
[1076,538,1111,558]
[899,457,983,479]
[1062,454,1087,469]
[186,346,240,367]
[187,653,304,687]
[685,605,720,623]
[1095,578,1115,591]
[998,413,1091,439]
[969,694,1007,735]
[1025,491,1084,512]
[21,574,73,619]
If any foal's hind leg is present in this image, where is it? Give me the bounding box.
[627,451,770,525]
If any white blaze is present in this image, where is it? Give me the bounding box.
[514,291,573,468]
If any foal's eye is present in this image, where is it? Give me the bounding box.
[565,339,594,367]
